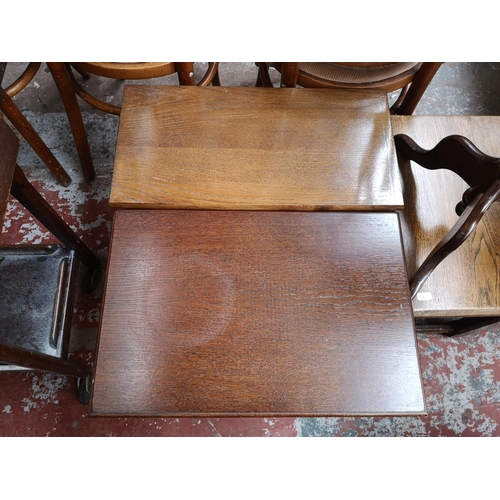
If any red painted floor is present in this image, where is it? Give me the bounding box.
[3,62,500,436]
[2,157,500,437]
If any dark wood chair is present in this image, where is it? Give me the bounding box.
[0,114,101,403]
[257,62,442,115]
[392,116,500,336]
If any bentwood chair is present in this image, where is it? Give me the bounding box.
[65,62,220,115]
[0,62,76,186]
[257,62,442,115]
[392,115,500,335]
[2,63,221,184]
[49,63,220,181]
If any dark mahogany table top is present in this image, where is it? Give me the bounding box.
[91,210,425,417]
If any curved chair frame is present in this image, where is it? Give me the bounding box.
[66,62,220,115]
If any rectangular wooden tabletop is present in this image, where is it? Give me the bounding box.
[110,86,403,211]
[91,210,424,417]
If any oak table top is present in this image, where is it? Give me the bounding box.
[110,86,402,211]
[91,210,425,417]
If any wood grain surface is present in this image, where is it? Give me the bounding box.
[110,86,403,211]
[91,210,424,417]
[392,116,500,317]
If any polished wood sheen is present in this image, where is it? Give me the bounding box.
[392,116,500,318]
[91,210,424,417]
[110,86,403,211]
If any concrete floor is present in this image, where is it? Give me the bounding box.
[1,62,500,436]
[6,62,500,114]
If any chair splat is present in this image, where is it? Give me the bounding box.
[394,133,500,214]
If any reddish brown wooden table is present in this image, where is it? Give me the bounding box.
[91,86,424,416]
[91,210,424,417]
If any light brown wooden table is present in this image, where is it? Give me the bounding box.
[91,86,425,417]
[110,86,403,211]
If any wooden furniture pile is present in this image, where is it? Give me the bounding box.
[92,86,500,417]
[91,86,426,417]
[2,62,500,415]
[1,62,221,185]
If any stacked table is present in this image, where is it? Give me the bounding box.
[90,86,425,417]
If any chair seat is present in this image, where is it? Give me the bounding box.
[70,62,177,80]
[392,115,500,318]
[299,62,420,84]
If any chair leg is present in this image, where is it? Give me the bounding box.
[175,63,196,85]
[255,63,274,87]
[416,317,500,336]
[394,62,443,115]
[211,69,221,86]
[0,91,72,187]
[0,343,90,378]
[10,164,100,271]
[280,62,300,88]
[46,62,95,182]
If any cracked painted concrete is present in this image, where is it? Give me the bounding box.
[2,63,500,436]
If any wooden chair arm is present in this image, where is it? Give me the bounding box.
[395,132,500,298]
[410,179,500,298]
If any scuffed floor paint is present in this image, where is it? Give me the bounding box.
[1,111,500,437]
[294,328,500,436]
